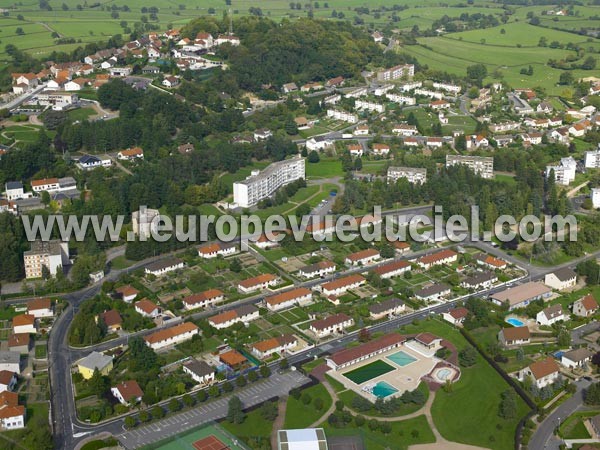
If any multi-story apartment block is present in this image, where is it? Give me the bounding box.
[585,149,600,168]
[355,100,384,113]
[385,93,416,105]
[24,240,70,279]
[546,156,577,186]
[446,155,494,179]
[326,109,358,123]
[233,156,305,208]
[387,167,427,184]
[376,64,414,81]
[432,82,461,94]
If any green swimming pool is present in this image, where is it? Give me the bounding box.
[372,381,398,398]
[387,350,417,367]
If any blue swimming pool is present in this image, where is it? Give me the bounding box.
[387,350,417,367]
[506,317,525,327]
[372,381,398,398]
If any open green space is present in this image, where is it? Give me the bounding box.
[343,359,396,385]
[283,382,333,428]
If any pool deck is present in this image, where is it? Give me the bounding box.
[330,344,438,401]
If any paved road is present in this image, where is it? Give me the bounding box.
[115,371,309,449]
[529,379,592,450]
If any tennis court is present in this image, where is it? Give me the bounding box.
[342,360,395,384]
[146,422,249,450]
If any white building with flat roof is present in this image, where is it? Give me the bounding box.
[546,156,577,186]
[585,149,600,168]
[326,109,358,123]
[387,167,426,184]
[592,188,600,209]
[277,428,328,450]
[446,155,494,179]
[24,240,70,279]
[233,156,305,208]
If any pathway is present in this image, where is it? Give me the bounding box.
[308,381,338,428]
[270,396,288,450]
[567,180,589,198]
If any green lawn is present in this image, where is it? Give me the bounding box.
[66,107,96,122]
[110,255,135,270]
[34,344,47,359]
[283,383,333,429]
[559,411,596,440]
[220,407,273,443]
[306,158,344,178]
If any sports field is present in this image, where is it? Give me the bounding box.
[342,359,395,384]
[142,422,250,450]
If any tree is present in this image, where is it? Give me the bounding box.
[358,328,371,343]
[585,382,600,405]
[229,257,242,273]
[559,72,574,85]
[280,358,289,370]
[354,157,363,171]
[314,397,324,410]
[260,365,271,378]
[285,120,298,135]
[467,64,487,82]
[124,416,136,429]
[227,395,246,424]
[302,392,312,405]
[498,389,517,419]
[196,390,207,402]
[88,368,109,397]
[582,57,597,70]
[182,394,195,407]
[222,381,233,393]
[308,150,320,163]
[236,375,247,387]
[169,398,181,412]
[152,405,164,419]
[247,370,258,383]
[458,346,478,367]
[15,27,24,35]
[260,400,278,420]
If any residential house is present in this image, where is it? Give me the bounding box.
[208,305,260,329]
[392,124,418,136]
[237,274,278,294]
[282,82,298,93]
[4,182,25,201]
[353,125,370,136]
[306,136,334,152]
[0,371,17,393]
[573,294,599,317]
[413,333,443,351]
[144,258,184,277]
[77,352,113,379]
[519,357,560,388]
[347,144,363,157]
[183,289,225,311]
[372,260,411,279]
[183,359,215,385]
[498,327,531,348]
[111,380,143,405]
[197,242,237,259]
[12,315,36,334]
[117,147,144,160]
[265,288,312,312]
[297,261,336,279]
[429,100,450,110]
[490,282,552,311]
[27,298,52,318]
[115,285,139,303]
[177,143,194,155]
[544,268,577,291]
[417,249,458,270]
[219,350,247,370]
[77,154,112,170]
[474,254,508,270]
[143,322,199,350]
[327,109,358,123]
[0,391,25,430]
[536,304,566,326]
[8,334,30,354]
[345,248,380,266]
[460,272,497,290]
[99,310,122,332]
[326,333,406,371]
[134,299,160,318]
[162,76,179,88]
[309,313,354,338]
[371,143,390,156]
[369,298,405,320]
[251,334,298,359]
[253,129,272,141]
[561,348,594,369]
[441,307,469,326]
[319,274,366,297]
[415,283,451,302]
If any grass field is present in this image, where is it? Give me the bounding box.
[343,359,396,385]
[283,382,333,428]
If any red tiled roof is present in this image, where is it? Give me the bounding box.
[329,333,405,365]
[113,380,143,401]
[448,307,469,320]
[0,371,15,386]
[266,287,311,307]
[415,332,440,345]
[311,313,352,331]
[135,299,158,315]
[219,349,246,366]
[373,260,410,276]
[27,297,51,311]
[115,285,139,298]
[579,294,599,311]
[529,356,559,379]
[346,248,379,262]
[143,322,198,345]
[321,274,365,292]
[101,310,122,327]
[418,249,457,265]
[12,314,35,327]
[183,289,224,306]
[252,334,296,353]
[238,273,277,289]
[501,326,530,341]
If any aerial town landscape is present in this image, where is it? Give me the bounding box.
[0,0,599,449]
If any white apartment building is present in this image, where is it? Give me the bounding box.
[31,176,76,193]
[414,88,444,100]
[585,149,600,168]
[387,167,427,184]
[355,100,384,113]
[344,87,368,98]
[4,182,25,201]
[398,81,422,92]
[24,240,70,279]
[546,156,577,186]
[376,64,414,81]
[432,82,461,94]
[386,93,416,105]
[233,156,305,208]
[327,109,358,123]
[36,91,79,110]
[446,155,494,179]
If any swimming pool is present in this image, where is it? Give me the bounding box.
[387,350,417,367]
[506,317,525,327]
[372,381,398,398]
